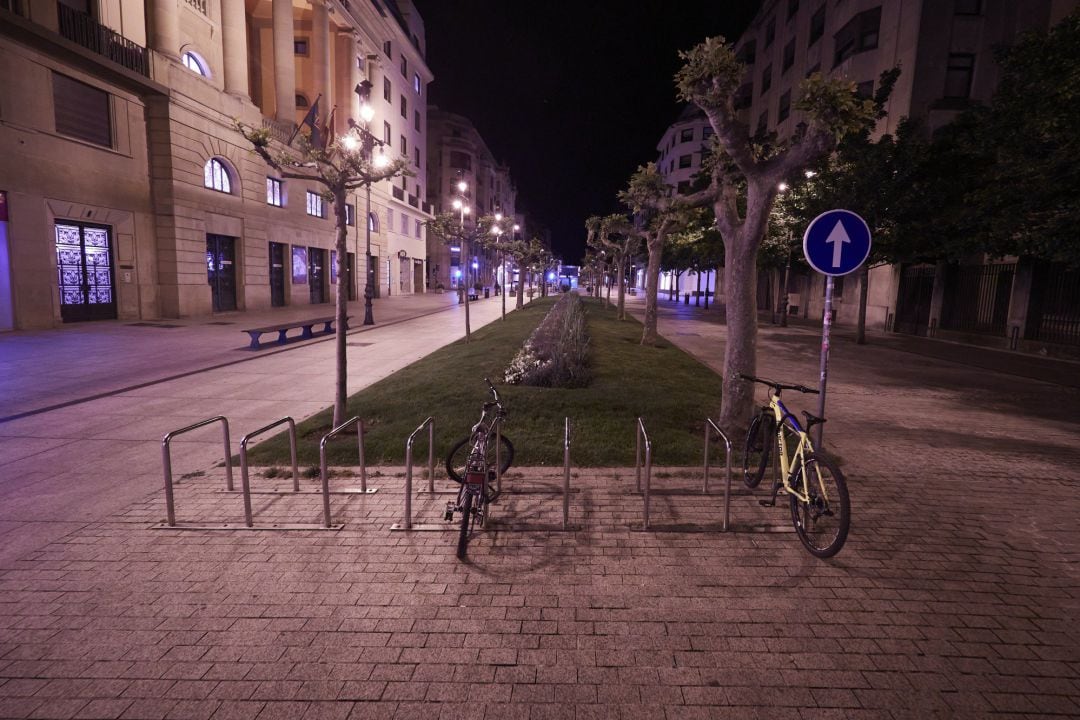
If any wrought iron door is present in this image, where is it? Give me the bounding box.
[308,247,325,304]
[206,234,236,312]
[55,221,116,322]
[269,242,285,307]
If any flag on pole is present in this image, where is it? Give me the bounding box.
[287,94,322,147]
[319,106,337,151]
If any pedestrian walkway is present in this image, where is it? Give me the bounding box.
[0,290,1078,719]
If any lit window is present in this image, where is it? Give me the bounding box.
[414,72,422,95]
[266,177,283,207]
[345,203,355,226]
[306,191,325,218]
[204,158,232,194]
[368,212,380,232]
[182,51,208,77]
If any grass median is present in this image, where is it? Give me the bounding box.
[245,295,725,469]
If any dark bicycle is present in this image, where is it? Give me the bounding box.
[444,379,515,558]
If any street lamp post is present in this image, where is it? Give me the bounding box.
[353,81,388,326]
[451,180,470,302]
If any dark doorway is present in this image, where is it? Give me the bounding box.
[309,247,326,304]
[207,234,237,312]
[894,264,935,336]
[369,254,380,298]
[347,252,356,301]
[55,220,116,322]
[269,242,286,307]
[413,260,424,294]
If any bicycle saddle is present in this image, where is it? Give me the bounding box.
[802,411,827,428]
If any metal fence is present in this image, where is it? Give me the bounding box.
[939,263,1015,336]
[1026,261,1080,346]
[57,2,149,77]
[893,264,936,336]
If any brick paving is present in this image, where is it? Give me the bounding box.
[2,295,1079,718]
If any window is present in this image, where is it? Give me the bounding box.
[782,38,796,73]
[400,134,407,154]
[204,158,232,194]
[734,83,753,110]
[702,125,714,139]
[761,64,772,94]
[295,94,309,108]
[680,128,694,143]
[764,17,776,48]
[266,177,283,207]
[368,212,379,232]
[788,0,799,20]
[414,72,422,95]
[678,154,692,169]
[52,72,111,147]
[306,191,325,218]
[736,40,756,65]
[182,51,208,77]
[834,6,881,66]
[955,0,982,14]
[294,38,309,56]
[757,110,769,134]
[778,91,791,122]
[400,55,407,76]
[415,220,422,238]
[414,109,421,131]
[387,208,394,229]
[383,40,391,56]
[944,53,975,98]
[414,148,420,167]
[809,5,826,46]
[383,77,391,102]
[400,94,407,118]
[383,121,391,144]
[400,213,408,234]
[806,62,821,78]
[345,203,355,226]
[856,80,875,99]
[449,151,472,170]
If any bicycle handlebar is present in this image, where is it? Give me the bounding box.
[484,377,502,406]
[739,373,819,395]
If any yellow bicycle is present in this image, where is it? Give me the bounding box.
[741,374,850,558]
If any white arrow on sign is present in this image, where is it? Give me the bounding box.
[825,220,851,268]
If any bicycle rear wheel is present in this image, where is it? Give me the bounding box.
[743,413,774,488]
[456,490,473,559]
[789,453,850,558]
[445,435,515,485]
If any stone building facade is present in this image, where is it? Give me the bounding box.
[0,0,433,331]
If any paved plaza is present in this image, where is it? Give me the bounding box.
[1,293,1079,719]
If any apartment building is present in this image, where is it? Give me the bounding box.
[0,0,433,331]
[426,107,519,291]
[656,0,1078,352]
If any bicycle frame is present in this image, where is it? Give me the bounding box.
[763,392,821,505]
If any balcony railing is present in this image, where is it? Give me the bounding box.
[261,117,296,145]
[184,0,207,14]
[392,186,405,201]
[422,201,432,214]
[57,2,148,76]
[407,194,418,208]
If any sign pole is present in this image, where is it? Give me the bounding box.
[815,276,834,449]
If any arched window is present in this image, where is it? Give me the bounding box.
[296,94,310,108]
[204,158,233,194]
[368,212,379,233]
[181,51,209,77]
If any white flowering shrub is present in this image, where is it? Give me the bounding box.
[505,293,590,388]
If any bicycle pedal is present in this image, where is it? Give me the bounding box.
[444,503,454,521]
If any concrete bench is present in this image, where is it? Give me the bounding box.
[242,315,350,350]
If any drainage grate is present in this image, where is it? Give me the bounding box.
[127,322,183,329]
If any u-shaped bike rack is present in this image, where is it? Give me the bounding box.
[160,416,233,527]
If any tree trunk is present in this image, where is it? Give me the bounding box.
[704,270,710,310]
[332,185,349,427]
[856,263,870,344]
[695,269,702,307]
[617,254,627,320]
[673,271,680,303]
[516,268,524,309]
[605,268,612,307]
[642,230,664,346]
[780,253,791,327]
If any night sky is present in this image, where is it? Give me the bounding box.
[411,1,759,263]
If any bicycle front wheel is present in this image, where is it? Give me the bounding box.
[456,490,473,559]
[445,434,515,484]
[789,453,850,558]
[743,413,774,488]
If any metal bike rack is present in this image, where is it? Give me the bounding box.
[563,417,571,530]
[160,416,233,527]
[704,418,733,531]
[636,417,654,529]
[320,416,374,529]
[239,416,299,527]
[399,416,435,531]
[494,416,504,496]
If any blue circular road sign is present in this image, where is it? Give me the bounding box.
[802,209,872,276]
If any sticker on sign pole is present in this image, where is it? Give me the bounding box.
[802,209,872,277]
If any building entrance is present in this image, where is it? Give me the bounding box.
[55,220,116,322]
[269,241,285,307]
[309,247,326,304]
[206,234,237,312]
[413,259,424,294]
